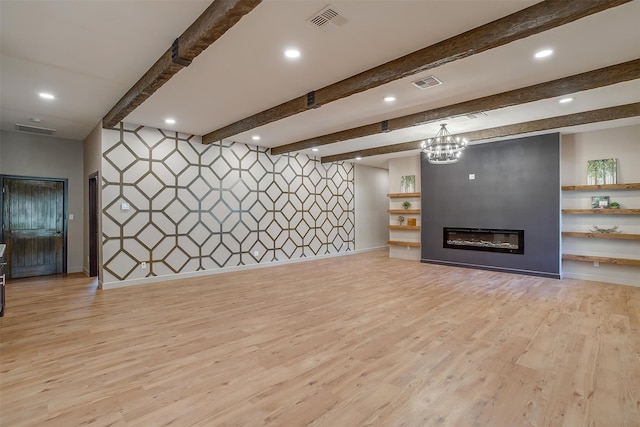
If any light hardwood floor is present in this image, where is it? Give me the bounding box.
[1,249,639,426]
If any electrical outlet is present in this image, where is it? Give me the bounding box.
[141,262,147,269]
[253,250,259,256]
[593,261,599,267]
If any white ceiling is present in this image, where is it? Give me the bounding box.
[1,0,639,169]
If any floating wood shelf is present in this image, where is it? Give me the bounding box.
[387,225,421,231]
[387,240,420,247]
[561,183,640,274]
[562,254,640,266]
[387,192,421,198]
[561,183,640,191]
[388,209,420,214]
[562,232,640,240]
[561,209,640,215]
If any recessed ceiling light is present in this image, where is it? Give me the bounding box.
[312,148,319,152]
[39,92,55,100]
[559,97,573,104]
[284,48,301,59]
[355,156,362,160]
[534,49,553,59]
[252,135,261,141]
[165,118,176,124]
[384,96,396,102]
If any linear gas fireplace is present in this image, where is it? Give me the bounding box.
[443,227,524,254]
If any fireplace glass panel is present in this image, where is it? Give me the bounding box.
[443,228,524,254]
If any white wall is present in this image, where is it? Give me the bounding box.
[83,122,103,280]
[0,134,3,173]
[562,125,640,184]
[561,124,640,287]
[388,155,422,194]
[388,155,421,260]
[354,164,388,251]
[0,130,84,273]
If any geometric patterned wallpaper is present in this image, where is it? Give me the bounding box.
[101,123,354,284]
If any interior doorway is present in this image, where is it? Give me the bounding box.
[88,173,98,277]
[1,176,67,279]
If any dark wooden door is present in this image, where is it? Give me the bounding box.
[3,178,65,279]
[88,174,98,277]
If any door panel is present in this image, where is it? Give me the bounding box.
[89,174,98,277]
[4,179,64,279]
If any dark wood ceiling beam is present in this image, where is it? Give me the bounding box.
[320,103,640,163]
[203,0,631,144]
[103,0,262,128]
[274,58,640,155]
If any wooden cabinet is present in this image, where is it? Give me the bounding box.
[561,183,640,267]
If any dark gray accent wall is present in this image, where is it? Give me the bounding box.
[420,133,560,278]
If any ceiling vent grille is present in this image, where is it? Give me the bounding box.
[16,123,56,136]
[467,111,489,119]
[308,6,348,32]
[412,75,443,90]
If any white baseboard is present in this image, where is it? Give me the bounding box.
[562,272,640,288]
[101,247,385,290]
[355,245,388,253]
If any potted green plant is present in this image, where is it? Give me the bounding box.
[402,201,411,209]
[610,201,620,209]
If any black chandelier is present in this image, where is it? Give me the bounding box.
[421,124,468,164]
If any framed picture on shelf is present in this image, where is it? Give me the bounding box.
[587,158,617,185]
[591,195,610,208]
[400,175,415,193]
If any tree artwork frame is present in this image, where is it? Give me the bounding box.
[587,158,617,185]
[400,175,415,193]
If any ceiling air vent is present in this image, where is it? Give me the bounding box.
[16,123,56,136]
[466,111,489,120]
[412,75,443,90]
[308,5,348,32]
